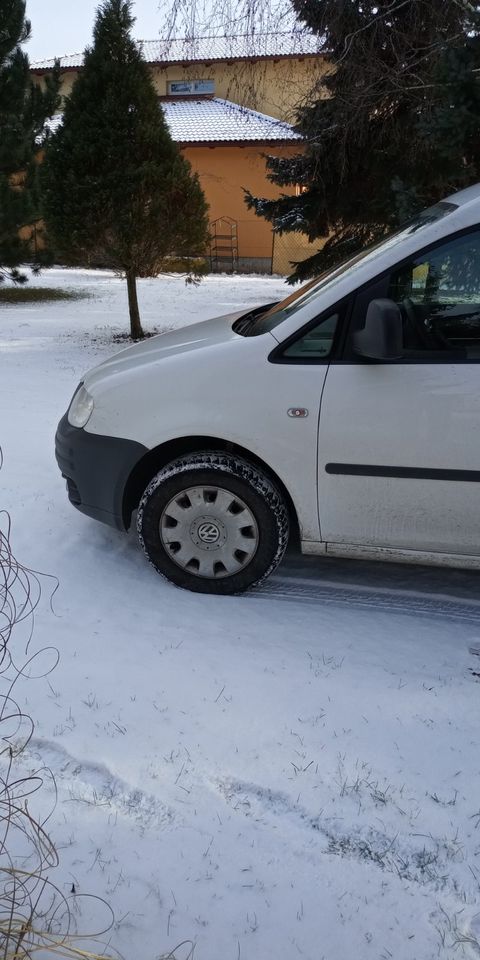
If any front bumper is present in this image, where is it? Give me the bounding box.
[55,413,148,530]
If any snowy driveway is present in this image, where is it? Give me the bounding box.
[1,270,480,960]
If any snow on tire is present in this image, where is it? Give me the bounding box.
[136,451,290,594]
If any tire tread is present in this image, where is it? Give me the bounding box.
[137,451,289,594]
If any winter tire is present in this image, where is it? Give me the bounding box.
[137,452,290,594]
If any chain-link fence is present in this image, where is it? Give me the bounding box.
[272,231,319,277]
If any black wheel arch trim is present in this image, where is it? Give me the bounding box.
[122,435,300,543]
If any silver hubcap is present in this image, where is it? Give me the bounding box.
[160,485,259,579]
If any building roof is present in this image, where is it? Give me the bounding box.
[164,97,301,143]
[43,98,301,145]
[31,31,323,72]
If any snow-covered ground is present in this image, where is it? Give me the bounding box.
[1,268,480,960]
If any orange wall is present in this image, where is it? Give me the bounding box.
[21,141,319,272]
[183,143,299,260]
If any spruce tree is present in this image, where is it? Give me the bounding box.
[0,0,59,283]
[246,1,480,281]
[42,0,209,339]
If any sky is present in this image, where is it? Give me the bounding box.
[25,0,166,61]
[25,0,291,63]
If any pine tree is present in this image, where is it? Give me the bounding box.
[246,1,480,281]
[42,0,210,339]
[0,0,59,283]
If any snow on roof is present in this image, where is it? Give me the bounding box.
[32,53,82,71]
[43,98,301,144]
[143,32,322,64]
[164,97,301,142]
[31,31,323,72]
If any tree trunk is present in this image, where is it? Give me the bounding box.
[126,270,144,339]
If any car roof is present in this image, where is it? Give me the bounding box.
[445,182,480,207]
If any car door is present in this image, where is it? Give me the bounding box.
[317,226,480,558]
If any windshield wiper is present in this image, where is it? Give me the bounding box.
[233,313,264,336]
[233,302,278,337]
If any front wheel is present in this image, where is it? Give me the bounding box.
[136,452,290,594]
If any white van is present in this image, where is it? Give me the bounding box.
[56,185,480,593]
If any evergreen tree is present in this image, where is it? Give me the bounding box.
[42,0,209,338]
[0,0,59,283]
[246,1,480,281]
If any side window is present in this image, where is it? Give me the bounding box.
[281,313,339,361]
[388,230,480,358]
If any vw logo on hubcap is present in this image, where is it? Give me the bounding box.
[197,521,221,544]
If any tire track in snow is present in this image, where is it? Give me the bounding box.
[213,778,471,897]
[255,574,480,624]
[22,738,175,830]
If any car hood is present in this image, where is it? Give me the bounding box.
[84,309,247,390]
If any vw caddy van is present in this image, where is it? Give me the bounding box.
[56,185,480,593]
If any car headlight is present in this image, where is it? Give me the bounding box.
[68,385,94,428]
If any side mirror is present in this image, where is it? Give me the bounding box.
[353,298,403,360]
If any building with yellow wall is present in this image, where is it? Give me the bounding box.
[32,33,327,275]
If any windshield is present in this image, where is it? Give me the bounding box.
[245,202,458,336]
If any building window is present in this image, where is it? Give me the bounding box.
[168,80,215,96]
